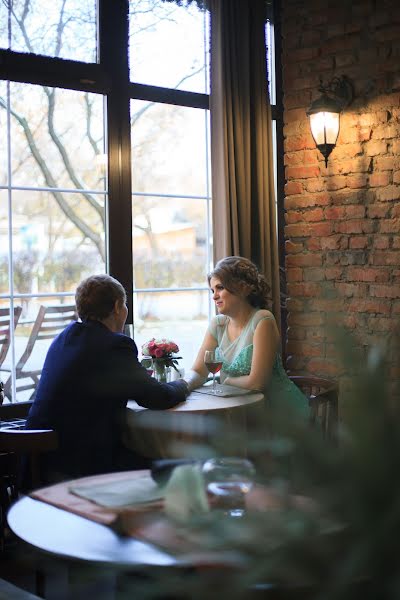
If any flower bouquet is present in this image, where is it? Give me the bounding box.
[141,338,182,382]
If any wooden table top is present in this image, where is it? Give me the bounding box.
[127,389,264,414]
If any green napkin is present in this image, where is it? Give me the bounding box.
[69,473,164,508]
[164,464,210,522]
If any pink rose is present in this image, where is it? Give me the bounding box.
[155,348,164,358]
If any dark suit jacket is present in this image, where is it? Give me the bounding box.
[26,320,187,479]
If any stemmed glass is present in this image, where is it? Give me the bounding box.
[202,457,256,518]
[204,348,224,395]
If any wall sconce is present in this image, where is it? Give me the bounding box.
[307,76,353,167]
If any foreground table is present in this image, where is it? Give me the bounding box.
[124,389,264,459]
[8,494,176,568]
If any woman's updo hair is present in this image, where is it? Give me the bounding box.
[75,274,126,321]
[208,256,271,309]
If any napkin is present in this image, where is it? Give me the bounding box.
[163,464,210,522]
[69,472,164,508]
[194,384,253,397]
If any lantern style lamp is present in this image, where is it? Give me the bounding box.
[307,76,353,167]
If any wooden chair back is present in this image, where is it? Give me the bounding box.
[289,375,339,443]
[0,305,22,368]
[3,304,77,400]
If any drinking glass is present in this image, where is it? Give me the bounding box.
[204,349,223,395]
[202,457,256,518]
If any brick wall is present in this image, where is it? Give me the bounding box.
[281,0,400,395]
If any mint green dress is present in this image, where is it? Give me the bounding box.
[209,309,308,417]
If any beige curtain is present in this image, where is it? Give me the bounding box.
[210,0,280,323]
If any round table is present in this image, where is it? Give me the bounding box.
[8,495,176,568]
[124,389,264,459]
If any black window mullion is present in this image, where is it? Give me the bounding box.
[99,0,134,323]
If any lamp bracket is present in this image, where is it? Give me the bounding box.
[317,75,353,111]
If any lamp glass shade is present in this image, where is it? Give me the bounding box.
[309,111,340,146]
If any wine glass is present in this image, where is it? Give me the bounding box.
[202,457,256,518]
[204,349,224,395]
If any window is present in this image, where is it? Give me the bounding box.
[0,0,98,62]
[0,0,211,401]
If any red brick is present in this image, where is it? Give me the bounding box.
[347,299,391,315]
[329,158,367,176]
[373,237,390,250]
[284,150,319,166]
[284,90,312,110]
[376,186,400,202]
[287,312,324,326]
[326,176,347,191]
[346,267,389,283]
[286,253,322,267]
[370,285,400,299]
[306,359,339,377]
[349,236,369,249]
[285,211,305,224]
[367,204,390,218]
[306,237,322,251]
[285,223,310,237]
[371,251,400,266]
[324,206,346,220]
[325,267,344,280]
[380,219,400,233]
[286,268,303,282]
[320,235,348,250]
[372,124,400,140]
[286,165,321,179]
[285,298,305,312]
[284,134,315,152]
[365,140,388,156]
[336,283,368,297]
[333,142,362,159]
[367,316,392,331]
[304,179,326,193]
[346,205,366,218]
[285,108,307,123]
[286,340,322,357]
[303,208,324,222]
[346,174,368,188]
[336,220,374,234]
[311,221,335,237]
[304,268,325,281]
[285,181,303,195]
[390,204,400,218]
[287,282,321,297]
[374,156,397,171]
[369,172,391,187]
[285,240,304,254]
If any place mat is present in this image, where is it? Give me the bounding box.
[194,384,254,397]
[30,470,162,529]
[70,472,164,508]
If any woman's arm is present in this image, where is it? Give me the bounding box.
[184,329,218,391]
[224,317,280,391]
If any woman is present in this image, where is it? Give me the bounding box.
[186,256,307,414]
[26,274,189,482]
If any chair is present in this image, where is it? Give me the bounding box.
[0,428,58,552]
[288,375,339,443]
[3,304,77,401]
[0,306,22,376]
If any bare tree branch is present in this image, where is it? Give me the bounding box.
[0,96,105,260]
[44,87,104,220]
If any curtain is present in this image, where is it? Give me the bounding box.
[209,0,280,323]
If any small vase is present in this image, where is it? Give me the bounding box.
[153,361,171,383]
